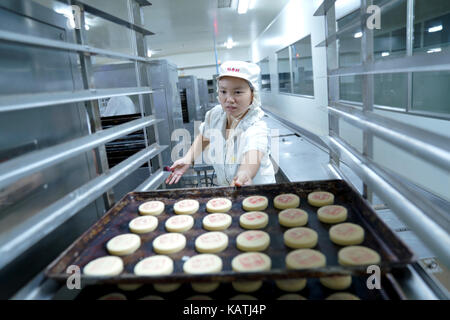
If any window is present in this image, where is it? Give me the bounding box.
[277,35,314,96]
[257,57,271,92]
[335,0,450,116]
[292,35,314,96]
[277,47,291,93]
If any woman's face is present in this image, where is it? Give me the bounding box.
[218,76,253,118]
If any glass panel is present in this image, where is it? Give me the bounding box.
[258,57,271,92]
[414,0,450,53]
[339,75,362,102]
[374,0,407,60]
[277,47,291,93]
[412,71,450,115]
[374,73,408,109]
[338,25,362,67]
[291,36,314,96]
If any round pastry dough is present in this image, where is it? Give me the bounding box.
[83,256,124,276]
[286,249,326,270]
[97,293,127,300]
[278,208,308,227]
[117,284,142,291]
[239,211,269,229]
[191,282,220,293]
[202,213,232,231]
[338,246,381,266]
[230,295,258,300]
[165,215,194,232]
[106,233,141,256]
[134,255,174,276]
[139,201,165,216]
[129,216,158,234]
[326,292,360,300]
[277,294,307,300]
[206,198,232,213]
[183,254,223,274]
[232,281,262,293]
[317,205,348,224]
[173,199,199,215]
[319,275,352,290]
[307,191,334,207]
[232,252,271,272]
[284,227,318,249]
[186,295,213,300]
[236,230,270,252]
[139,295,164,300]
[274,193,300,210]
[275,278,307,292]
[329,223,365,246]
[242,195,268,211]
[153,283,181,293]
[195,232,228,253]
[152,233,186,254]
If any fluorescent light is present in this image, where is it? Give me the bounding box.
[427,48,442,53]
[428,25,443,33]
[147,50,152,57]
[224,38,236,49]
[381,52,390,57]
[85,24,90,31]
[238,0,250,14]
[354,31,363,38]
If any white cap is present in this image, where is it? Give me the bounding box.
[217,60,260,90]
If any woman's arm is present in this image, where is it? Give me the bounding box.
[232,149,264,186]
[165,134,210,185]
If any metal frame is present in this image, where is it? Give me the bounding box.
[0,0,169,296]
[319,0,450,269]
[0,144,167,271]
[0,87,152,113]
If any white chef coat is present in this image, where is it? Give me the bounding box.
[198,104,276,186]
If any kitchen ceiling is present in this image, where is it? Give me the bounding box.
[142,0,291,57]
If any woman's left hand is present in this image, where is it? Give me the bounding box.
[231,171,252,187]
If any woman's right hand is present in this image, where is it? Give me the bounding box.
[165,157,191,185]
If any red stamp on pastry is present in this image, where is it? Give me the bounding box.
[243,231,265,241]
[312,193,330,200]
[323,207,343,216]
[244,212,265,221]
[207,214,226,223]
[248,197,265,204]
[239,254,265,268]
[277,195,294,203]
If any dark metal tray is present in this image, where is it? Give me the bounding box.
[45,180,415,286]
[70,273,406,300]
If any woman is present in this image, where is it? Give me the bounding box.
[165,60,275,187]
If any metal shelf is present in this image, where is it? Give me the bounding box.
[324,135,450,268]
[0,87,152,113]
[0,143,167,271]
[0,29,149,62]
[0,116,162,190]
[56,0,154,36]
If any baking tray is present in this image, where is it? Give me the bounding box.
[45,180,415,285]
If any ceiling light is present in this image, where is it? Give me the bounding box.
[427,48,442,53]
[147,50,152,57]
[354,31,363,38]
[224,38,236,49]
[238,0,250,14]
[381,52,390,57]
[85,24,90,31]
[428,25,443,33]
